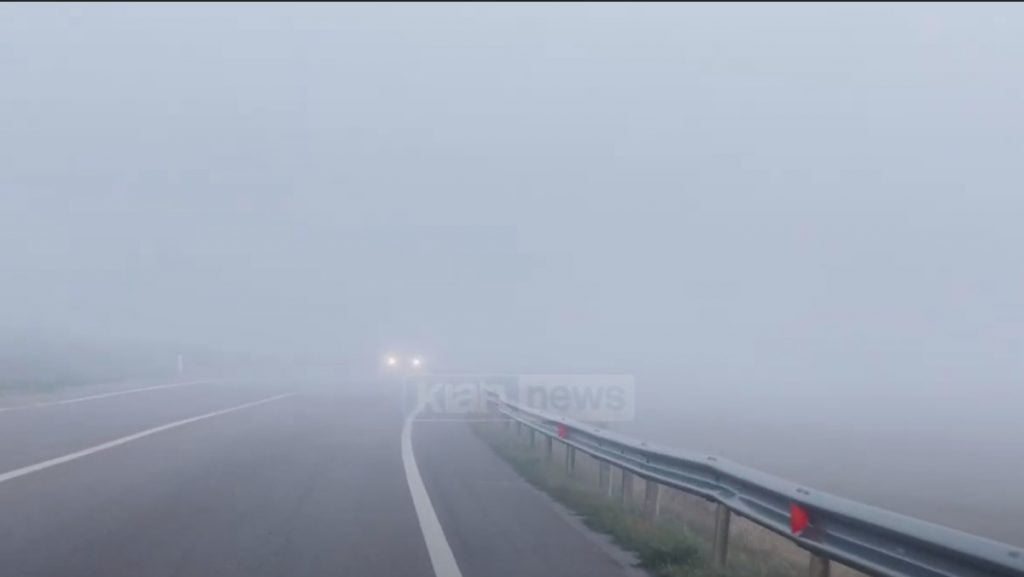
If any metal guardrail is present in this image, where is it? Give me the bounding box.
[485,389,1024,577]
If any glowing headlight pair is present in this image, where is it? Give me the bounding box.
[385,355,423,369]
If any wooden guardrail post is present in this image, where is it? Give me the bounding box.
[598,461,610,494]
[643,479,660,521]
[619,469,634,505]
[808,554,831,577]
[712,503,731,568]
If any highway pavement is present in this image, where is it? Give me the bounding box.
[0,378,639,577]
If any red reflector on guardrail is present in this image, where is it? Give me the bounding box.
[556,424,568,438]
[790,503,809,535]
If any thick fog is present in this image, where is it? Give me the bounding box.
[2,4,1022,542]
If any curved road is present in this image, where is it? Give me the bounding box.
[0,379,636,577]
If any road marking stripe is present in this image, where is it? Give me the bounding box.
[402,389,464,577]
[0,393,293,485]
[0,380,216,413]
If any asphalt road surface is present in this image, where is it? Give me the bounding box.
[0,378,638,577]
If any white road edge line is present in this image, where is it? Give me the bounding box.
[402,388,464,577]
[0,380,218,413]
[0,393,294,485]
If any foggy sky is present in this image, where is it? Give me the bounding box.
[2,3,1022,407]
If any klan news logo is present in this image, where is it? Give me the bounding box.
[406,374,634,422]
[405,375,504,420]
[513,374,635,422]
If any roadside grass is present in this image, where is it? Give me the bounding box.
[472,422,823,577]
[0,375,94,396]
[473,423,718,577]
[547,482,707,577]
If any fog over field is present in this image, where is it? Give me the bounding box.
[2,3,1022,545]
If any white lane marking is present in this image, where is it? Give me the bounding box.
[0,380,216,413]
[402,390,464,577]
[0,393,293,485]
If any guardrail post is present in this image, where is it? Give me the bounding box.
[619,469,634,505]
[598,462,610,494]
[516,421,522,436]
[545,436,553,461]
[712,503,731,568]
[565,445,575,474]
[808,554,830,577]
[529,428,536,448]
[643,480,660,521]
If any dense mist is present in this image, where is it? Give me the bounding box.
[2,3,1022,543]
